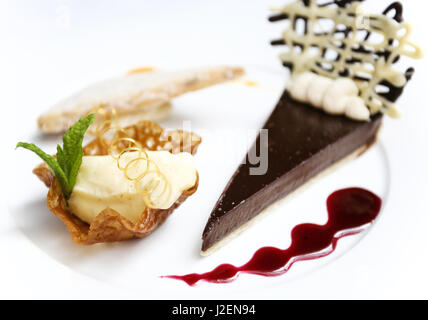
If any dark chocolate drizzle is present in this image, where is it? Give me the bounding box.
[383,2,403,23]
[268,1,414,108]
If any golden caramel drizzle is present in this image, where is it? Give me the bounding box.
[86,105,171,209]
[243,80,259,87]
[127,66,156,74]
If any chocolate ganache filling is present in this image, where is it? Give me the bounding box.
[201,91,382,252]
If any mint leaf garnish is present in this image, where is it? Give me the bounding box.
[56,145,67,176]
[61,113,95,194]
[16,114,95,199]
[16,142,71,197]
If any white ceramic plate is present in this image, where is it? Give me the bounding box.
[6,64,389,293]
[1,0,427,299]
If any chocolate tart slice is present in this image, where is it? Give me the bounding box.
[201,91,382,253]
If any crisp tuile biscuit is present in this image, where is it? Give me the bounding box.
[33,120,201,244]
[38,66,244,133]
[108,101,172,129]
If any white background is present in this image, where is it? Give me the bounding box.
[0,0,427,299]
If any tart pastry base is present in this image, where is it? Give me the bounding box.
[201,142,375,256]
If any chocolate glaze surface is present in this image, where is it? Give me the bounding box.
[201,91,382,252]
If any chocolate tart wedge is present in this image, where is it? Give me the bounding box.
[201,0,422,254]
[201,91,382,253]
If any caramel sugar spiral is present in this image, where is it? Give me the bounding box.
[87,105,172,209]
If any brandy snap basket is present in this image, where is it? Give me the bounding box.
[33,121,201,244]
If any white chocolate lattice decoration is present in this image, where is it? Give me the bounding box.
[269,0,423,117]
